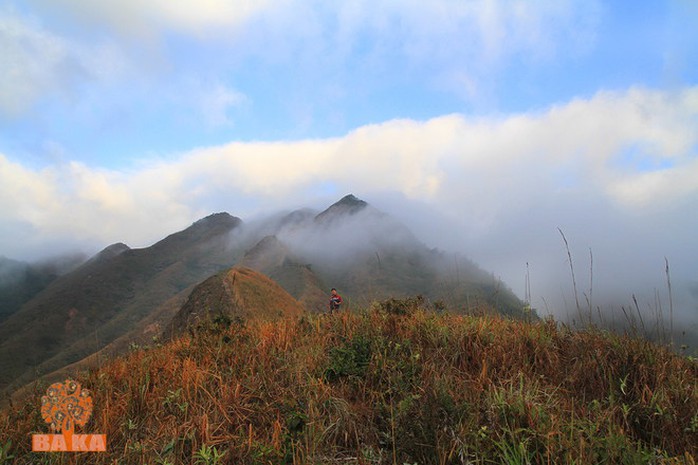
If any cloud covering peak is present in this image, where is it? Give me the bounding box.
[2,87,696,270]
[1,1,697,324]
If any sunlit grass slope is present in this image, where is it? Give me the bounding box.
[1,297,696,464]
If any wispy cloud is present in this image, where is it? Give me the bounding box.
[25,0,275,38]
[0,12,77,116]
[14,0,603,111]
[198,83,247,128]
[0,10,130,118]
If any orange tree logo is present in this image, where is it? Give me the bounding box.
[32,379,106,452]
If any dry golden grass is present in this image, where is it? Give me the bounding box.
[1,298,696,464]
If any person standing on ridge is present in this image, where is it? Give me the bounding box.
[329,288,343,313]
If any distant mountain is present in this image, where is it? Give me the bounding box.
[0,255,85,323]
[270,195,523,314]
[0,195,526,396]
[0,257,54,323]
[0,213,243,394]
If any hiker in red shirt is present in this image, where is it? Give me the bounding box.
[329,288,343,312]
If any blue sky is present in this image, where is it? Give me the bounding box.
[1,0,697,317]
[3,0,695,168]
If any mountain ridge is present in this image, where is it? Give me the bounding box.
[0,194,524,396]
[0,213,244,394]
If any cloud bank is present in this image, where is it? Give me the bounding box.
[2,86,697,319]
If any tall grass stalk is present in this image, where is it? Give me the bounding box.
[665,257,674,348]
[557,228,583,323]
[588,247,593,322]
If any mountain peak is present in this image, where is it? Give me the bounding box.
[192,212,239,228]
[243,235,288,265]
[335,194,368,208]
[152,212,242,252]
[97,242,130,259]
[315,194,369,223]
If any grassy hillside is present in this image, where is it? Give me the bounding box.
[1,298,695,464]
[0,213,243,394]
[167,266,305,335]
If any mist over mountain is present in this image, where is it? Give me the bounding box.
[0,195,524,396]
[241,195,522,314]
[363,191,698,329]
[0,254,86,323]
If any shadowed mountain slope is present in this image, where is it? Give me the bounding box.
[0,255,85,323]
[0,213,243,394]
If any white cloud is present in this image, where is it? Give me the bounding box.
[1,0,604,125]
[338,0,601,83]
[26,0,276,38]
[610,159,698,207]
[2,86,696,260]
[198,83,247,127]
[0,10,129,117]
[0,155,60,224]
[0,13,72,116]
[21,0,601,81]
